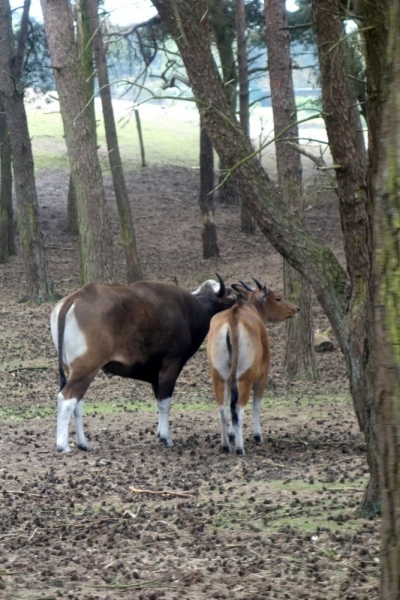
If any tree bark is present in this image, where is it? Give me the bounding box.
[0,0,52,301]
[265,0,317,381]
[200,117,220,259]
[195,0,220,260]
[0,99,15,263]
[372,1,400,597]
[209,0,240,206]
[40,0,114,284]
[311,0,379,515]
[236,0,256,235]
[86,0,142,282]
[150,0,380,515]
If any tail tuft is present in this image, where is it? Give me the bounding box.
[230,382,238,426]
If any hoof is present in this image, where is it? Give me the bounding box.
[160,437,174,448]
[57,445,71,453]
[253,434,263,445]
[236,448,245,456]
[228,433,236,443]
[221,445,231,454]
[77,442,92,451]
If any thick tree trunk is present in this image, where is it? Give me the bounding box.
[0,0,52,301]
[265,0,317,380]
[86,0,142,282]
[0,100,15,263]
[236,0,256,235]
[312,0,378,515]
[40,0,115,284]
[371,1,400,597]
[150,0,380,514]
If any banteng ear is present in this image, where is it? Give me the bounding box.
[232,283,251,300]
[261,285,269,300]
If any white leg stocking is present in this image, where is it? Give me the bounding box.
[57,393,77,452]
[253,397,263,444]
[74,400,91,451]
[219,406,230,452]
[157,397,174,447]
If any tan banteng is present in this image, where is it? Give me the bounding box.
[207,278,299,455]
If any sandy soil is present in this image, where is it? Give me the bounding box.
[0,165,379,599]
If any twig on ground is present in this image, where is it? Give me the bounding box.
[129,486,193,498]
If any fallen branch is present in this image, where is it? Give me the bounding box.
[129,486,193,498]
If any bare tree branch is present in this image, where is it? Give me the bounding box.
[106,15,160,42]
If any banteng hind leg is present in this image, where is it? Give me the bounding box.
[232,379,253,455]
[252,375,268,444]
[210,367,231,452]
[57,369,97,452]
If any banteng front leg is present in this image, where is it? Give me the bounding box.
[154,361,181,448]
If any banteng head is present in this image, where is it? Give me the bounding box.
[231,277,299,323]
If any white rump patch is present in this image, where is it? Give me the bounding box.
[191,279,220,296]
[51,301,87,368]
[209,324,231,381]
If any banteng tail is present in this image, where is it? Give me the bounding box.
[57,297,75,391]
[227,310,240,426]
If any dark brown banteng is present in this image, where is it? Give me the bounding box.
[50,276,235,452]
[207,278,299,454]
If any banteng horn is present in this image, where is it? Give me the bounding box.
[239,280,254,292]
[216,273,226,297]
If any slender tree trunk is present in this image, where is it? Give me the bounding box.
[66,173,78,235]
[195,0,220,260]
[200,118,219,259]
[40,0,115,284]
[265,0,317,380]
[236,0,256,235]
[150,0,381,515]
[0,99,15,263]
[209,0,240,206]
[86,0,142,282]
[0,0,52,301]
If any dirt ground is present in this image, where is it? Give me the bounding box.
[0,165,379,599]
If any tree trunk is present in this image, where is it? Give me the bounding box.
[40,0,115,284]
[209,0,240,206]
[311,0,379,515]
[374,48,400,594]
[200,118,219,259]
[370,0,400,597]
[65,0,97,239]
[236,0,256,235]
[0,0,52,302]
[86,0,142,282]
[66,173,78,235]
[194,0,220,260]
[149,0,380,515]
[265,0,317,381]
[0,99,15,263]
